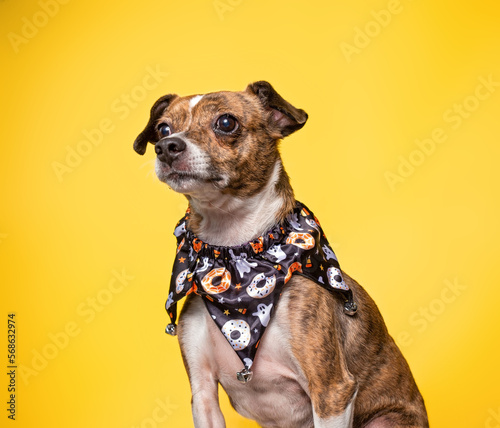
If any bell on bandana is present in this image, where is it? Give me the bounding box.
[344,300,358,316]
[165,323,177,336]
[236,368,253,383]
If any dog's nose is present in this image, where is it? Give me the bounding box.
[155,137,187,164]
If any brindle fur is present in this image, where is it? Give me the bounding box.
[287,275,428,427]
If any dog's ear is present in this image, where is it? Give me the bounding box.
[246,81,308,138]
[133,94,178,155]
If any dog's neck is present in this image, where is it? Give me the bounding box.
[185,160,295,247]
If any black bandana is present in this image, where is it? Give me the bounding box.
[165,201,357,382]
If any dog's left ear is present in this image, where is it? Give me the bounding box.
[246,81,308,138]
[133,94,178,155]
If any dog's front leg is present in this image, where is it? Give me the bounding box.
[312,390,357,428]
[178,296,226,428]
[285,277,358,428]
[190,374,225,428]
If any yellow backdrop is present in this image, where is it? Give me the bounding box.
[2,0,499,427]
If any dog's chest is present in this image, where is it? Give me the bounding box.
[179,289,314,427]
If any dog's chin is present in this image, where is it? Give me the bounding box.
[156,170,201,194]
[155,161,227,195]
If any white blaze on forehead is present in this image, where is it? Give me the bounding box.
[189,95,204,110]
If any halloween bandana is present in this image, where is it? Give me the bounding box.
[165,201,357,378]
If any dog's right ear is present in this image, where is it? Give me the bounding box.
[133,94,178,155]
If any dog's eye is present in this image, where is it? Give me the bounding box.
[158,123,172,137]
[215,114,238,134]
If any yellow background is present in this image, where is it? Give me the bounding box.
[1,0,499,427]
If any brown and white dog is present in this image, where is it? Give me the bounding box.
[133,81,429,428]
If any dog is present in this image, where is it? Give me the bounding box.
[133,81,429,428]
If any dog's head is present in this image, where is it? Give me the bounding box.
[134,81,307,198]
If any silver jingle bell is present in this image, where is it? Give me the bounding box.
[236,368,253,384]
[165,323,177,336]
[344,301,358,316]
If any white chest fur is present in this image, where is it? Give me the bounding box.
[178,279,315,428]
